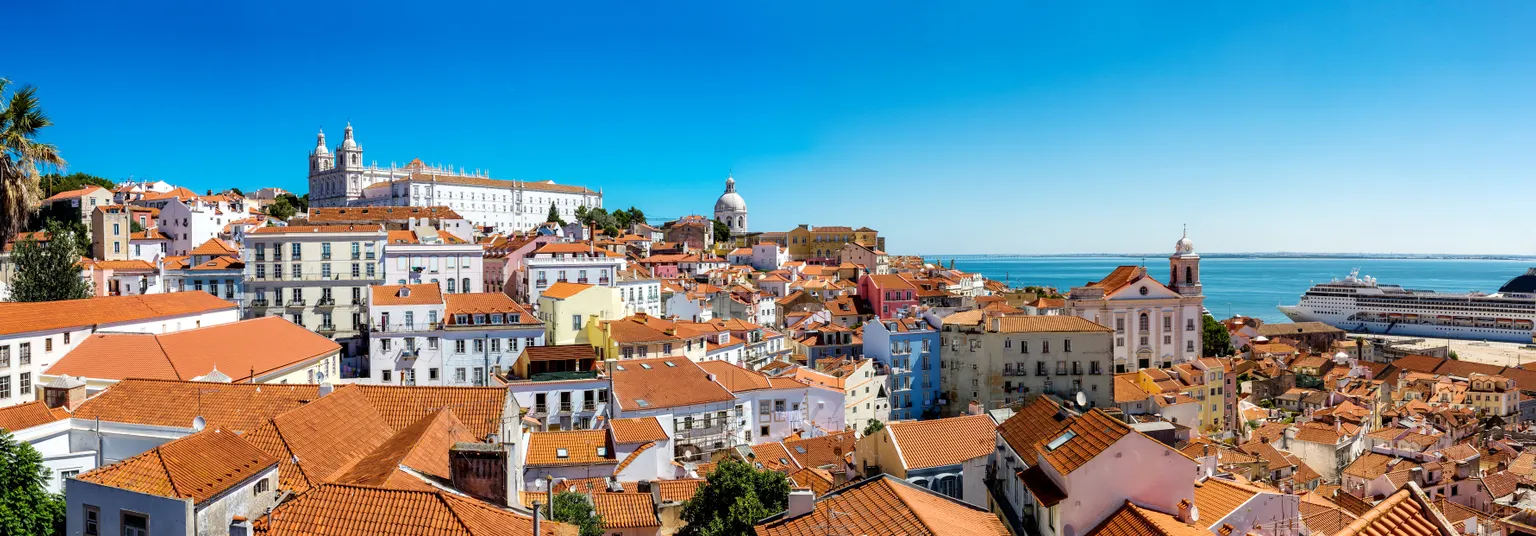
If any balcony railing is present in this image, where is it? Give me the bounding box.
[317,323,336,333]
[249,299,270,307]
[372,322,443,332]
[322,253,332,260]
[286,299,306,308]
[317,298,336,308]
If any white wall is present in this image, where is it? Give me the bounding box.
[1051,432,1196,536]
[67,479,193,536]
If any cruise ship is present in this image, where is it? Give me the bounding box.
[1278,268,1536,343]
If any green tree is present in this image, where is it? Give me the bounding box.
[546,202,566,226]
[0,430,65,535]
[862,419,884,437]
[550,491,604,536]
[227,187,243,197]
[266,196,296,220]
[1202,315,1232,357]
[276,192,307,216]
[574,205,591,225]
[8,220,92,302]
[625,206,645,225]
[1449,350,1460,361]
[1,79,68,242]
[680,458,790,536]
[38,172,112,198]
[712,219,732,244]
[130,220,145,234]
[298,193,309,211]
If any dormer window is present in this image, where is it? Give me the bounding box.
[490,314,503,325]
[473,314,486,324]
[510,314,521,323]
[455,314,469,325]
[398,287,410,298]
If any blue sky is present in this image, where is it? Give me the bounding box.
[10,2,1536,254]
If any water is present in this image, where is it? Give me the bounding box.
[930,256,1536,323]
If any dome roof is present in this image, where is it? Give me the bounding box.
[339,122,359,150]
[312,130,330,156]
[1174,234,1194,255]
[1498,269,1536,294]
[714,176,746,213]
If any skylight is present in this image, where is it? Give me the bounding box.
[597,447,607,456]
[636,399,649,407]
[1045,430,1077,451]
[641,364,652,369]
[794,446,807,454]
[556,448,569,459]
[665,362,676,367]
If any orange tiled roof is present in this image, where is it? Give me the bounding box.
[591,492,661,528]
[46,317,340,382]
[1331,484,1455,536]
[189,238,239,256]
[997,396,1071,456]
[44,185,109,201]
[71,379,319,434]
[609,417,668,443]
[655,479,705,503]
[993,316,1113,333]
[244,386,397,493]
[526,430,614,466]
[788,467,835,495]
[76,427,276,504]
[371,283,444,306]
[0,401,70,432]
[1086,266,1150,295]
[332,409,477,487]
[445,293,532,319]
[248,224,385,235]
[253,483,560,535]
[755,474,1009,536]
[1036,409,1135,475]
[0,291,236,336]
[1194,478,1265,525]
[610,357,734,410]
[784,431,856,470]
[699,360,774,392]
[350,384,510,440]
[540,281,595,300]
[886,415,996,470]
[1082,500,1212,536]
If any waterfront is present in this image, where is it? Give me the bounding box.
[932,256,1536,324]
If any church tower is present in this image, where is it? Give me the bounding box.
[713,174,748,235]
[1169,227,1201,296]
[308,129,332,175]
[336,122,362,170]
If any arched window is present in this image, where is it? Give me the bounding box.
[1139,313,1149,332]
[1185,266,1193,283]
[463,278,471,292]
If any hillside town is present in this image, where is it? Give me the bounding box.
[3,128,1535,536]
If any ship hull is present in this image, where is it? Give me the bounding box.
[1277,305,1535,343]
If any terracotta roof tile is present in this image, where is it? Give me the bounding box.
[245,386,397,492]
[371,284,444,306]
[1331,484,1456,536]
[248,224,385,235]
[788,467,835,495]
[655,479,705,503]
[1194,478,1265,525]
[526,430,614,467]
[997,397,1072,456]
[0,292,236,336]
[540,282,596,300]
[332,409,477,487]
[0,401,68,432]
[993,315,1112,333]
[1083,500,1211,536]
[755,475,1009,536]
[609,417,667,443]
[189,238,239,256]
[886,414,996,470]
[611,357,734,411]
[445,293,533,319]
[46,317,340,382]
[72,379,319,433]
[253,483,560,535]
[350,384,509,440]
[1037,409,1135,475]
[784,431,856,470]
[76,427,276,504]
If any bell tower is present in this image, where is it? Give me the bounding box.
[308,129,332,175]
[1169,226,1201,296]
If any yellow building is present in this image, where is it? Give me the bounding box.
[756,225,882,262]
[537,281,622,345]
[584,313,709,362]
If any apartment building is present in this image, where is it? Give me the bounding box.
[862,314,943,420]
[368,284,545,387]
[242,224,387,357]
[939,311,1114,415]
[517,241,627,305]
[0,293,238,407]
[381,229,485,293]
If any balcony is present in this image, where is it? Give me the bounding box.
[322,253,332,260]
[598,277,610,285]
[317,298,336,308]
[351,253,361,260]
[249,299,270,308]
[353,298,364,305]
[286,299,307,308]
[576,278,588,284]
[400,348,417,359]
[317,323,336,333]
[535,279,548,288]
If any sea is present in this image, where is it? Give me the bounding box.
[927,256,1536,324]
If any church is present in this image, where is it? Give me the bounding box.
[713,174,748,235]
[1065,230,1206,372]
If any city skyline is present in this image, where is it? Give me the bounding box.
[9,1,1536,254]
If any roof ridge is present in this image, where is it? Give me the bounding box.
[266,419,316,490]
[151,333,181,380]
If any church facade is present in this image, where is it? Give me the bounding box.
[307,124,601,233]
[1065,231,1205,372]
[713,175,748,235]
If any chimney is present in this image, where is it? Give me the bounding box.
[532,505,541,535]
[1176,498,1197,524]
[450,442,512,506]
[787,489,816,519]
[229,516,251,536]
[317,383,334,397]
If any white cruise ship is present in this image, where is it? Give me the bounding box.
[1278,268,1536,343]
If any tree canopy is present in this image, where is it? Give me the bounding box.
[7,220,92,302]
[1202,314,1232,357]
[0,430,65,535]
[712,219,732,244]
[862,419,885,437]
[679,458,790,536]
[1,79,68,241]
[546,202,566,227]
[550,491,604,536]
[266,196,297,220]
[39,172,112,198]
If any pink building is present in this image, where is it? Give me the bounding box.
[858,274,918,319]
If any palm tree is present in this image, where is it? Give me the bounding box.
[0,79,66,241]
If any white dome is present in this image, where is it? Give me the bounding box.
[714,176,746,213]
[312,130,330,156]
[340,122,359,150]
[1175,229,1195,255]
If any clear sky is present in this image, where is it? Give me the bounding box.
[10,2,1536,255]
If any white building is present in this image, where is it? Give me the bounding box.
[752,242,788,272]
[381,228,485,294]
[0,293,238,408]
[367,284,545,387]
[133,189,246,257]
[518,242,627,305]
[616,276,662,317]
[713,175,748,235]
[306,124,602,233]
[241,224,387,358]
[1065,230,1205,372]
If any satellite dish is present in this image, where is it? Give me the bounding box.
[1075,391,1088,407]
[192,416,206,432]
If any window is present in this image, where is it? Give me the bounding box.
[381,338,391,351]
[474,339,485,353]
[428,337,439,349]
[291,243,301,259]
[44,338,52,352]
[121,511,149,536]
[1036,362,1048,376]
[1163,315,1172,333]
[473,367,483,383]
[1115,318,1125,333]
[1056,361,1067,375]
[1139,313,1149,332]
[83,506,99,536]
[447,279,456,293]
[457,368,468,383]
[382,370,392,382]
[254,478,270,495]
[572,315,582,330]
[1042,340,1049,354]
[1188,341,1196,353]
[18,343,28,365]
[491,339,501,352]
[1187,319,1196,331]
[19,373,29,395]
[0,346,9,368]
[455,340,466,353]
[1063,339,1072,352]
